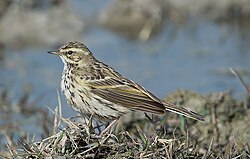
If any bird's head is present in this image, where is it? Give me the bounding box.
[48,41,93,65]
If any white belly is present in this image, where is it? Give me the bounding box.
[61,76,129,120]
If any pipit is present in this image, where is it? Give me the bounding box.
[48,41,204,134]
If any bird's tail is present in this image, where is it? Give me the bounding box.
[163,102,204,121]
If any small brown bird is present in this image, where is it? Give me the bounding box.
[48,41,204,133]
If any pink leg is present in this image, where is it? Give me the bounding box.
[100,119,119,136]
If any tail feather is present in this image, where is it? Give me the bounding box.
[163,102,204,121]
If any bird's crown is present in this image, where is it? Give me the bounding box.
[59,41,91,54]
[48,41,93,64]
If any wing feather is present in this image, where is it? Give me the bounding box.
[92,88,165,114]
[82,75,204,121]
[86,77,165,114]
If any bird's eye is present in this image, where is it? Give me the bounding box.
[67,51,74,55]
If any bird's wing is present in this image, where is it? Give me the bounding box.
[85,77,165,114]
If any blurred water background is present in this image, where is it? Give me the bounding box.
[0,0,250,140]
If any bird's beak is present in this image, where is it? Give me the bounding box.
[48,50,60,55]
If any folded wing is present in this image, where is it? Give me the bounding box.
[86,77,166,114]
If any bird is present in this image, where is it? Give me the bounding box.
[48,41,204,134]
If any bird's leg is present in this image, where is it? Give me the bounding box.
[145,113,154,123]
[93,120,104,134]
[100,118,119,136]
[144,113,161,124]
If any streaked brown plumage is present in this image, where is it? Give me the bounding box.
[48,41,204,127]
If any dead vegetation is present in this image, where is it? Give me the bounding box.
[0,89,52,158]
[11,116,206,158]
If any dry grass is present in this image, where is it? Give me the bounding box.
[12,117,204,158]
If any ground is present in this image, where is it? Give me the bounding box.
[1,89,249,158]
